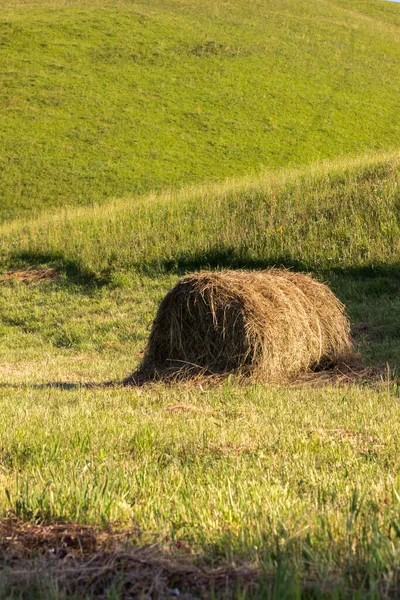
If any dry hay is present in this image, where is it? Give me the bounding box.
[0,518,258,599]
[0,267,58,284]
[125,269,354,385]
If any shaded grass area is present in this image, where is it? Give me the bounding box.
[3,251,114,288]
[1,0,400,220]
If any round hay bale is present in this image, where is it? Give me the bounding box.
[125,269,353,384]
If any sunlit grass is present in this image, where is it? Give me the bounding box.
[1,0,400,220]
[0,152,399,278]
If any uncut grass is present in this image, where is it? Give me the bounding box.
[1,0,400,221]
[0,152,399,278]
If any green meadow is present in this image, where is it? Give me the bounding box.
[1,0,400,598]
[1,0,400,221]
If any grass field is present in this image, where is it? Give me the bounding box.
[1,0,400,598]
[1,0,400,221]
[0,153,399,598]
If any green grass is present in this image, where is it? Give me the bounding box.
[0,152,399,597]
[1,152,399,278]
[0,312,400,597]
[1,0,400,596]
[2,382,400,560]
[1,0,400,220]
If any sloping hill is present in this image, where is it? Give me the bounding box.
[1,0,400,219]
[0,155,399,600]
[1,151,398,277]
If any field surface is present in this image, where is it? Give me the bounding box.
[1,0,400,220]
[1,0,400,599]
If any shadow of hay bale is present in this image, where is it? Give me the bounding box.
[124,269,356,386]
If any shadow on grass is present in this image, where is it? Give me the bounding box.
[136,247,400,283]
[7,247,400,288]
[136,248,311,276]
[8,250,114,289]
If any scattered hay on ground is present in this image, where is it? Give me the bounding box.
[0,519,258,600]
[0,267,58,284]
[124,269,354,386]
[294,361,385,388]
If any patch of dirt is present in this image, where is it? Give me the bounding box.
[0,519,259,599]
[0,267,58,284]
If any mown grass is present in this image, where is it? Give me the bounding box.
[1,0,400,220]
[0,152,399,597]
[1,0,400,594]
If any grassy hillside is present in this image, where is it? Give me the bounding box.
[0,153,399,597]
[1,0,400,220]
[1,152,398,277]
[1,0,400,596]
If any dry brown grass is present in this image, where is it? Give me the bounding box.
[124,269,354,385]
[0,519,258,599]
[0,267,58,284]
